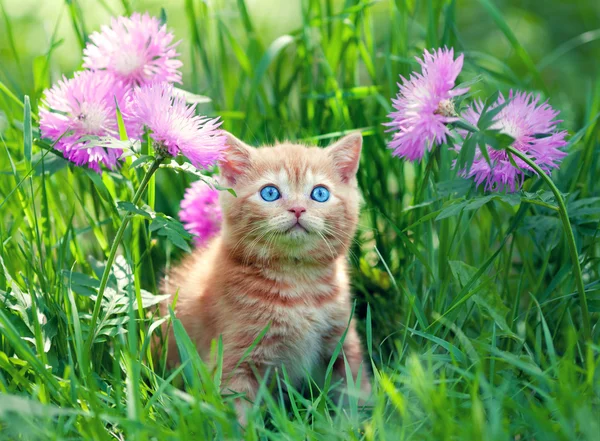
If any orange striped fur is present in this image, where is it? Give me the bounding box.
[160,132,371,422]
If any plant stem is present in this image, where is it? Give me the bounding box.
[523,199,559,211]
[507,146,591,341]
[84,156,164,354]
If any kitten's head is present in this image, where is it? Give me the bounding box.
[218,133,362,263]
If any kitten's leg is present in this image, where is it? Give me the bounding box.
[221,362,259,426]
[323,320,372,402]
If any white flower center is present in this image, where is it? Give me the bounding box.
[77,103,106,133]
[114,50,144,76]
[436,99,456,117]
[498,118,521,139]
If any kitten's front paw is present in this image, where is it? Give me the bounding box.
[234,399,250,427]
[358,379,373,408]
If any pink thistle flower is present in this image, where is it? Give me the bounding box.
[39,70,134,172]
[385,47,468,161]
[128,82,226,169]
[179,180,222,247]
[83,12,182,86]
[456,91,568,192]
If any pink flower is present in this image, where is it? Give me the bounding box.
[39,70,134,172]
[385,47,468,161]
[456,91,568,192]
[83,13,182,86]
[179,180,222,247]
[128,82,226,169]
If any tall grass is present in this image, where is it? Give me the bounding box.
[0,0,599,440]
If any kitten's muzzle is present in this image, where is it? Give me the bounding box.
[288,206,306,219]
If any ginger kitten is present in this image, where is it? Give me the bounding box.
[160,132,371,421]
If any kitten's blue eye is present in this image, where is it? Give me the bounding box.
[311,186,330,202]
[260,185,281,202]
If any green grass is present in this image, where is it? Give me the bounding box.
[1,0,599,440]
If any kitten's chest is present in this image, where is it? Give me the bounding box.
[239,281,341,374]
[223,264,347,377]
[266,303,335,376]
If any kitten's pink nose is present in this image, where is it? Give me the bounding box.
[288,206,306,219]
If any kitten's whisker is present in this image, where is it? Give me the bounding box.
[242,228,273,267]
[227,223,264,238]
[321,227,361,262]
[355,222,375,232]
[327,226,360,243]
[233,229,263,264]
[228,224,268,258]
[264,231,281,265]
[323,227,353,240]
[322,225,361,247]
[316,231,336,260]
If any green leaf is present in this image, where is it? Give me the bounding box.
[117,201,153,219]
[454,74,483,93]
[32,152,68,176]
[477,136,492,166]
[449,261,516,336]
[114,98,129,141]
[521,215,562,250]
[477,97,510,131]
[587,289,600,313]
[217,19,253,75]
[129,155,154,169]
[168,308,206,388]
[63,270,99,288]
[0,79,26,112]
[77,135,138,151]
[162,161,236,195]
[84,169,115,206]
[457,133,477,173]
[150,215,193,252]
[436,195,495,220]
[33,55,51,96]
[406,326,467,364]
[568,197,600,219]
[436,178,473,197]
[481,129,515,151]
[23,96,32,164]
[247,34,295,104]
[0,394,81,419]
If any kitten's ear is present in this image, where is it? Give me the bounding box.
[327,132,362,182]
[219,132,253,184]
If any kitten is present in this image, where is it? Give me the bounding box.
[160,132,371,422]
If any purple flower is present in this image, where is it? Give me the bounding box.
[128,82,226,169]
[39,70,134,172]
[385,47,468,161]
[83,13,182,87]
[456,91,568,192]
[179,180,222,247]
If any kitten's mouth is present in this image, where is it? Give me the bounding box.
[285,222,309,234]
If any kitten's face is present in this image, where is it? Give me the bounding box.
[218,133,362,262]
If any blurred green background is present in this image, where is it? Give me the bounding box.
[2,0,600,127]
